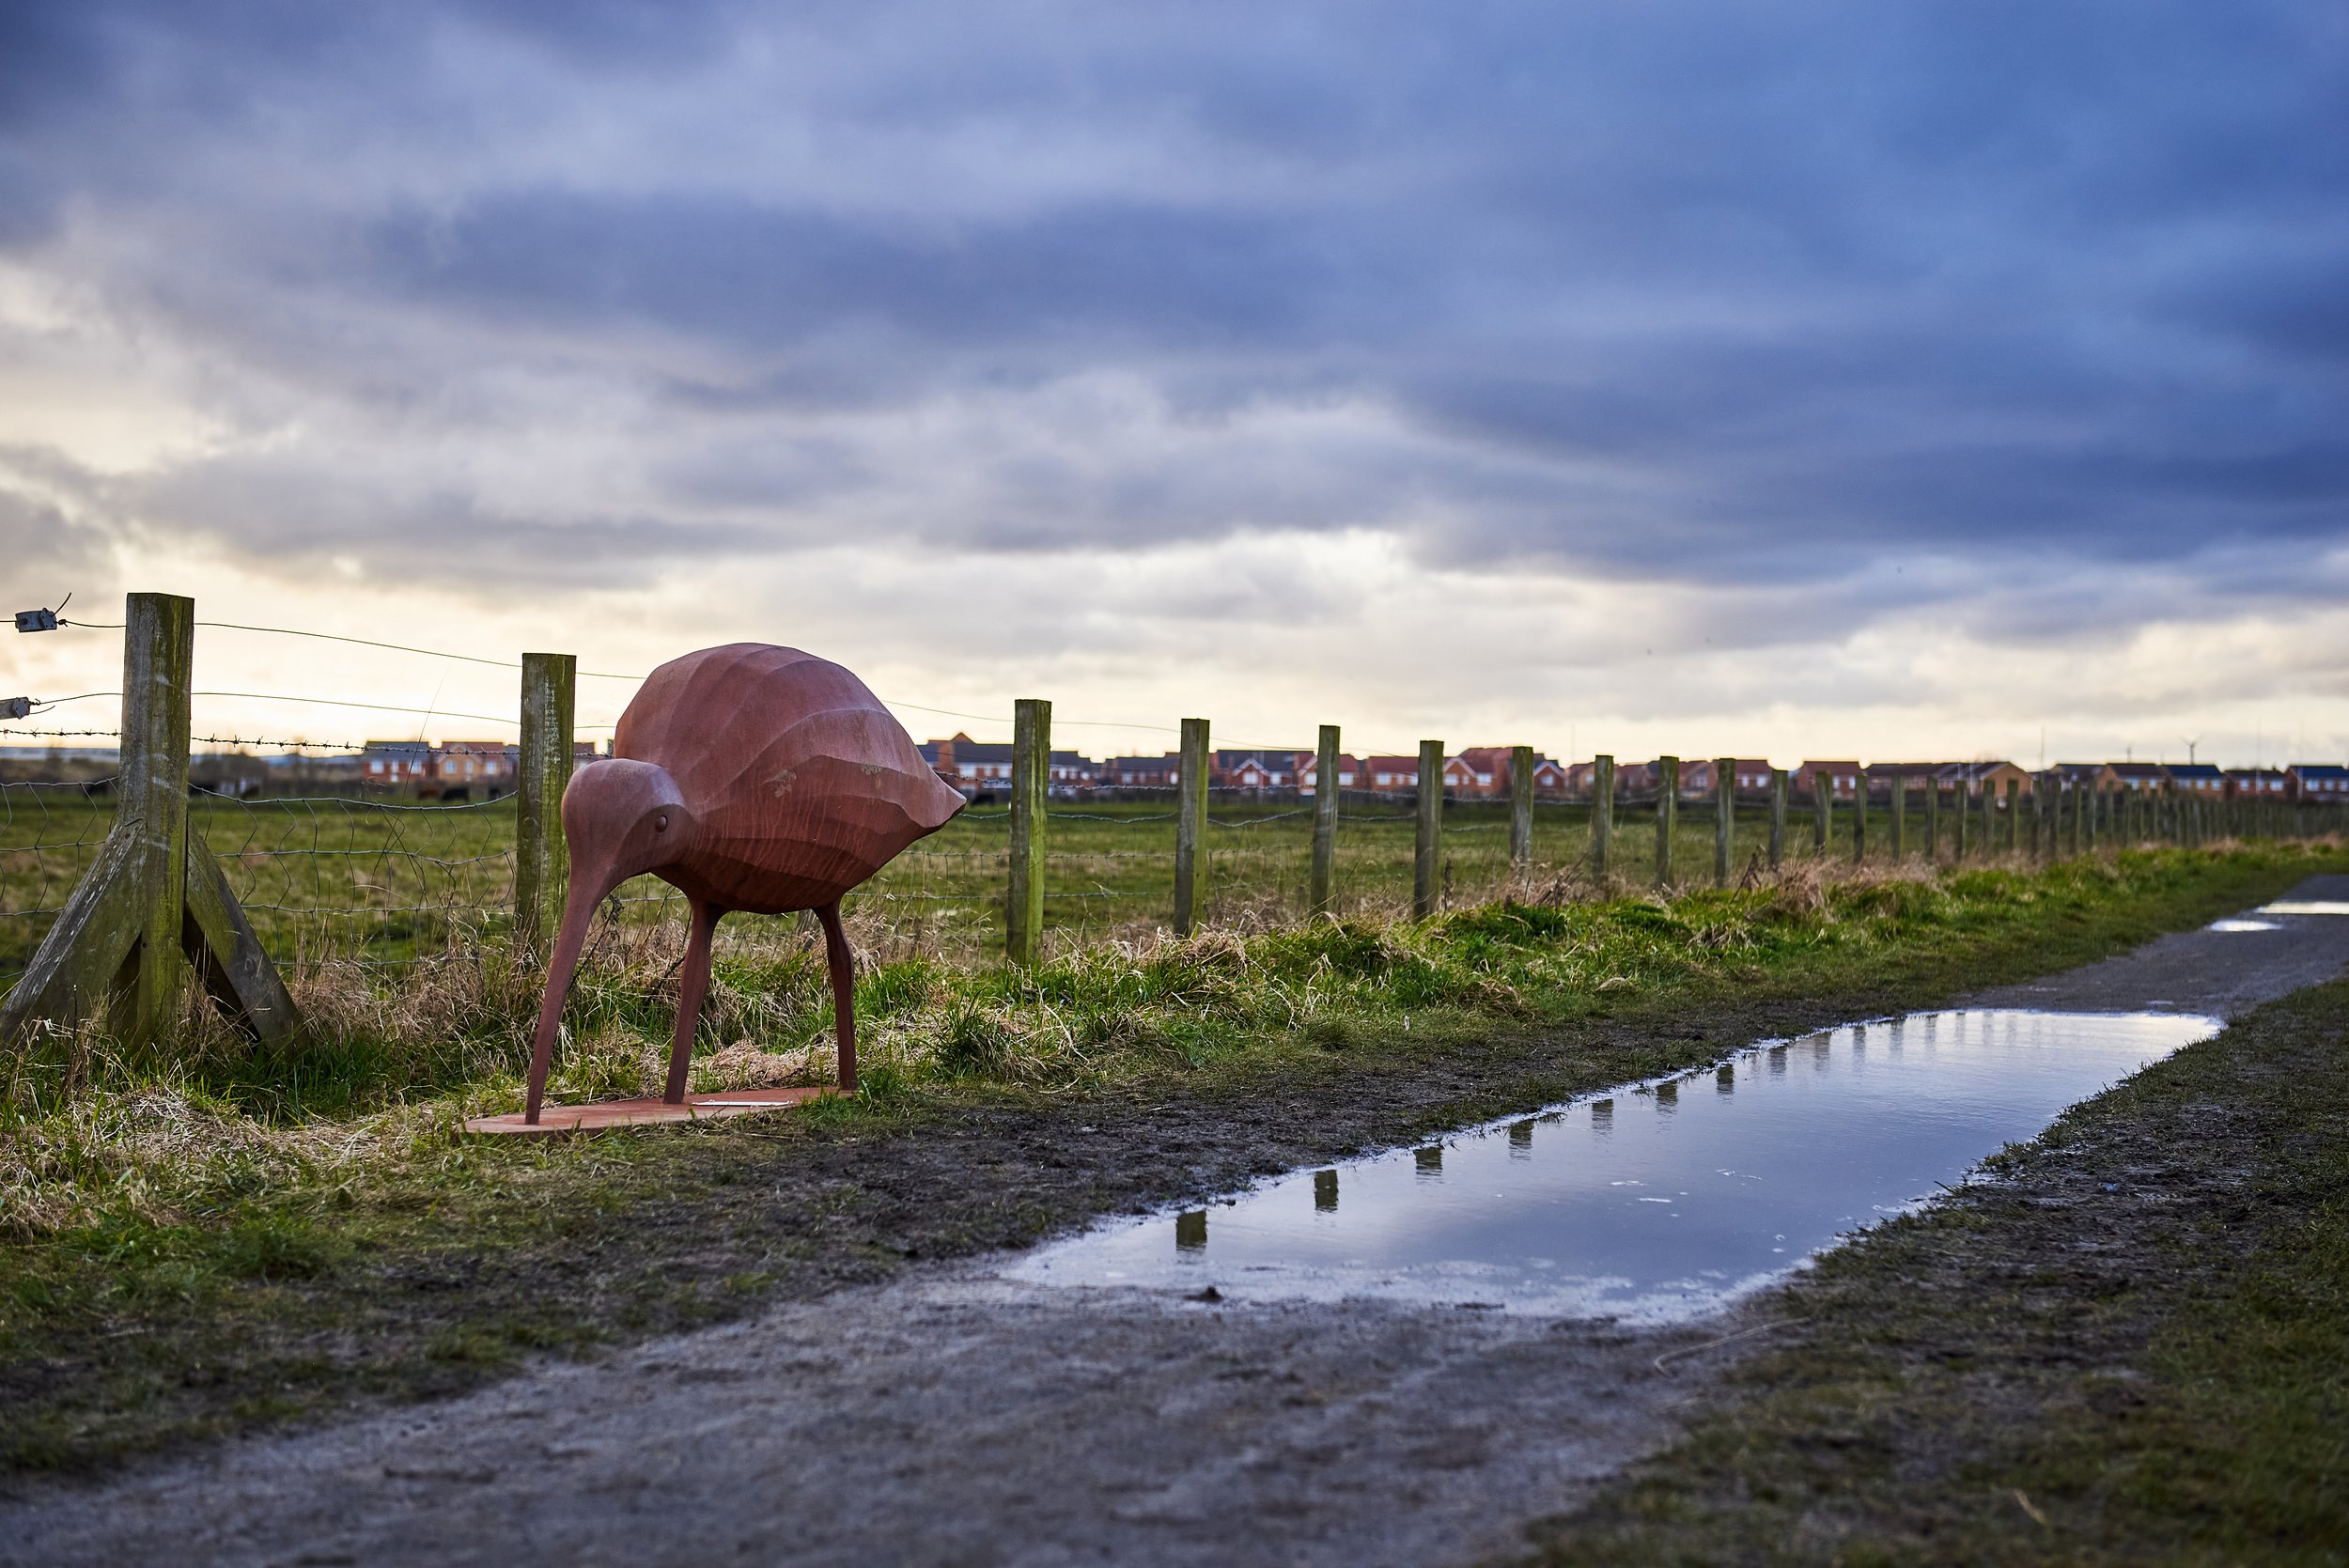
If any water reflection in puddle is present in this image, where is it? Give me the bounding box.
[2208,918,2281,932]
[1010,1010,2216,1323]
[2256,901,2349,916]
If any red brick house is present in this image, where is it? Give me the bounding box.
[1792,760,1863,800]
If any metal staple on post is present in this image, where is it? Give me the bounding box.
[1414,738,1444,919]
[1006,697,1050,964]
[517,651,577,957]
[1174,717,1209,937]
[1309,723,1340,916]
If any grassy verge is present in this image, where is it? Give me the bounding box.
[1526,952,2349,1564]
[0,843,2339,1482]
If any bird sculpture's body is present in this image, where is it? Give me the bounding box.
[524,644,965,1124]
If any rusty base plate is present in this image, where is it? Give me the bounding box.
[464,1085,835,1137]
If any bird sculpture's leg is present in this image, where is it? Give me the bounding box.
[815,900,858,1093]
[664,899,723,1105]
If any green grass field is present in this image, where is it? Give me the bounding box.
[5,786,2002,980]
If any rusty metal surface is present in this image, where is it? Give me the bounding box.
[521,645,964,1124]
[466,1086,835,1136]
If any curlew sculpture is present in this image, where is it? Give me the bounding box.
[523,644,965,1125]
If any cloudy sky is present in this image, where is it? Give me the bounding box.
[3,0,2344,766]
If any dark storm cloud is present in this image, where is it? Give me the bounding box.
[1,0,2344,610]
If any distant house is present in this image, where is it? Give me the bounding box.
[1728,759,1778,796]
[2169,763,2225,797]
[2052,763,2121,792]
[1932,761,2032,799]
[1297,753,1361,794]
[2108,762,2170,794]
[2288,763,2349,802]
[1451,746,1510,798]
[432,739,514,799]
[1102,753,1179,789]
[929,733,1015,789]
[1215,749,1307,792]
[2224,768,2289,800]
[1361,755,1421,794]
[1530,756,1570,796]
[1864,762,1941,799]
[1049,752,1097,790]
[1792,760,1863,800]
[361,740,433,789]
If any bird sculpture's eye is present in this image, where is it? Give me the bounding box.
[654,814,670,832]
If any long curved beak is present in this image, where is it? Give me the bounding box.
[523,850,624,1125]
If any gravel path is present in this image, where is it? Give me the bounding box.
[8,877,2347,1568]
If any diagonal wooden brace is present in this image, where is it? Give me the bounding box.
[182,825,301,1046]
[0,825,301,1048]
[0,830,144,1043]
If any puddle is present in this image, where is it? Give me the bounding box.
[2208,918,2282,932]
[1010,1010,2217,1323]
[2255,901,2349,916]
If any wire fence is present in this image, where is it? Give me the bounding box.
[5,606,2335,1000]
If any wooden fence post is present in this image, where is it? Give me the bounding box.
[1006,698,1050,964]
[1591,754,1614,880]
[1713,756,1733,888]
[1852,775,1867,863]
[1309,723,1339,917]
[1768,768,1787,870]
[516,652,577,956]
[1925,779,1940,862]
[1510,745,1534,874]
[1414,738,1445,919]
[1890,776,1906,862]
[1,593,297,1048]
[1655,755,1679,889]
[1812,768,1830,853]
[118,592,194,1041]
[2004,777,2019,853]
[1955,779,1970,860]
[1174,717,1209,936]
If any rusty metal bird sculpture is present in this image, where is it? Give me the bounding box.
[523,644,965,1125]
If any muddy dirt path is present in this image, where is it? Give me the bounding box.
[8,878,2347,1568]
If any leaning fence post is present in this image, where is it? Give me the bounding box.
[1768,768,1787,870]
[1174,717,1209,936]
[1309,723,1340,916]
[1414,738,1444,919]
[1510,745,1534,874]
[1591,754,1615,880]
[516,652,577,957]
[1655,755,1679,889]
[118,592,195,1041]
[1006,698,1050,964]
[1713,756,1734,888]
[2,592,297,1049]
